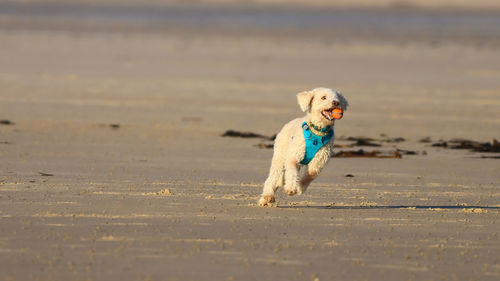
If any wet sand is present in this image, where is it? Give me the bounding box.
[1,2,500,281]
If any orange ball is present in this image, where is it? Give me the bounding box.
[332,108,343,120]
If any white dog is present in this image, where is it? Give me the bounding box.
[258,88,349,206]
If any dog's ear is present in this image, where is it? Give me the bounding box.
[297,90,314,112]
[337,92,349,111]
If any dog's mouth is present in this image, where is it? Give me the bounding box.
[321,108,335,121]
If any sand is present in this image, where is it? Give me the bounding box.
[0,1,499,281]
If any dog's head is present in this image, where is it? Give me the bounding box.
[297,87,349,127]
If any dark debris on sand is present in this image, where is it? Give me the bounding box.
[432,139,500,153]
[338,136,406,147]
[334,149,402,158]
[480,155,500,159]
[222,130,276,141]
[351,138,382,147]
[225,130,419,158]
[380,135,406,143]
[386,137,406,143]
[0,119,14,125]
[97,123,121,130]
[396,149,419,155]
[255,143,274,149]
[334,137,382,147]
[223,128,497,159]
[419,137,432,143]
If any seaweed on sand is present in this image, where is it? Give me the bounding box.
[432,139,500,153]
[334,149,402,158]
[222,130,275,141]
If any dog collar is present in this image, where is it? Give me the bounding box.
[300,122,334,165]
[308,122,331,134]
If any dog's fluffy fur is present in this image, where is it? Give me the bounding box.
[258,88,349,206]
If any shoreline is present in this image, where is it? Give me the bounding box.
[1,2,499,48]
[6,0,500,12]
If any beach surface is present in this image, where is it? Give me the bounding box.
[1,1,499,280]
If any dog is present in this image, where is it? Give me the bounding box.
[258,88,349,206]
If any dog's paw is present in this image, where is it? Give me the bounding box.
[258,195,275,206]
[283,187,297,196]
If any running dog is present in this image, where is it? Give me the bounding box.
[258,88,348,206]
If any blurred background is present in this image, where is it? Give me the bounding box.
[1,0,499,140]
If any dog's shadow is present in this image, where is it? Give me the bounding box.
[278,205,500,210]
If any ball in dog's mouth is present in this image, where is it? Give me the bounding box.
[321,108,343,120]
[321,108,335,121]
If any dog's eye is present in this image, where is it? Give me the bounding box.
[321,96,326,100]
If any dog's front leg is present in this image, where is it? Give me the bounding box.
[298,149,330,194]
[298,168,318,194]
[258,169,283,206]
[283,158,300,196]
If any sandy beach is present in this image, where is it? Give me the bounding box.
[1,1,499,280]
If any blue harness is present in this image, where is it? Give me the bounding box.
[300,122,334,165]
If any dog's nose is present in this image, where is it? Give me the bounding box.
[333,101,340,107]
